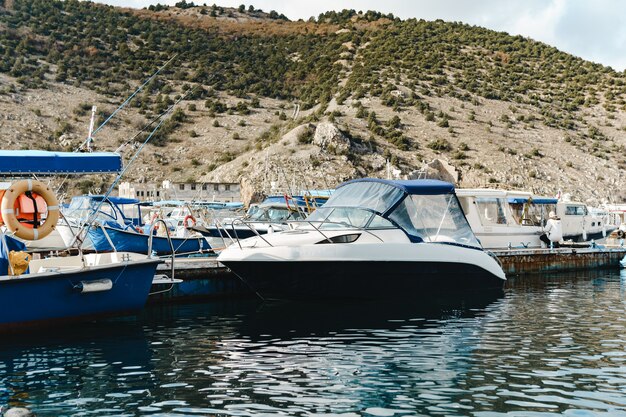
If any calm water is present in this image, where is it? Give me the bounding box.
[3,270,626,416]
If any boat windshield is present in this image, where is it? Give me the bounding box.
[322,181,404,214]
[305,207,395,229]
[65,197,119,223]
[389,193,481,248]
[248,206,305,222]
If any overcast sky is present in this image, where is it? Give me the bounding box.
[96,0,626,72]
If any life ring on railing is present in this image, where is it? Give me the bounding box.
[284,194,292,211]
[184,214,196,228]
[0,179,59,240]
[148,212,161,232]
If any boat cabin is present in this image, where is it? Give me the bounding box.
[306,178,481,248]
[65,195,143,228]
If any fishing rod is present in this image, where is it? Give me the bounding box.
[69,87,198,249]
[75,54,179,152]
[115,98,185,153]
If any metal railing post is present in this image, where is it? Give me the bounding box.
[147,219,175,282]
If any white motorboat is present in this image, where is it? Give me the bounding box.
[457,189,616,249]
[194,195,328,249]
[218,178,506,300]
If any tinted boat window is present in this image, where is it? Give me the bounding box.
[475,197,508,226]
[389,194,481,248]
[565,205,587,216]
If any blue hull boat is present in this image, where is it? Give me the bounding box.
[0,150,170,332]
[88,225,211,256]
[0,255,161,331]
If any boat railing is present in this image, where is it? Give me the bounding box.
[210,215,237,248]
[60,212,83,251]
[230,218,275,249]
[147,219,175,283]
[97,222,118,254]
[297,220,386,243]
[225,218,386,249]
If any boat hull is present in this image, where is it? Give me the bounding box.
[0,259,160,330]
[88,226,210,255]
[223,260,504,300]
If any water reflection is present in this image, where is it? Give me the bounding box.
[1,270,626,416]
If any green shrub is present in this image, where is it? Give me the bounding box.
[427,138,452,152]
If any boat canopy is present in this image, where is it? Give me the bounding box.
[0,151,122,175]
[508,197,558,205]
[89,195,140,205]
[263,195,329,208]
[339,178,455,195]
[312,178,480,248]
[200,201,244,210]
[139,200,186,207]
[327,178,454,215]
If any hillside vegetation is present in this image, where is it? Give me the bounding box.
[1,0,625,202]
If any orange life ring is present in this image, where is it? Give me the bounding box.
[284,194,292,211]
[1,180,59,240]
[184,214,196,228]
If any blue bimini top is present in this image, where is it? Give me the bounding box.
[508,197,558,205]
[338,178,455,195]
[0,150,122,175]
[89,195,141,205]
[325,178,455,215]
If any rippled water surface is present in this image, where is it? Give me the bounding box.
[3,270,626,416]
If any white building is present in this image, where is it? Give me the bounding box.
[118,180,240,202]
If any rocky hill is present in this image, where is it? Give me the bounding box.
[1,0,625,203]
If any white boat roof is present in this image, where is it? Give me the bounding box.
[456,188,533,198]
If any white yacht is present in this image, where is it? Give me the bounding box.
[457,189,543,249]
[457,189,616,249]
[218,178,506,300]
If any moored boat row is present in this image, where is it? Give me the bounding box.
[2,150,624,332]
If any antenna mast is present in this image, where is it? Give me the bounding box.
[86,105,97,152]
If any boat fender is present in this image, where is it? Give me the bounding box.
[267,224,274,234]
[8,250,30,276]
[2,407,35,417]
[74,279,113,293]
[0,180,59,241]
[184,214,196,228]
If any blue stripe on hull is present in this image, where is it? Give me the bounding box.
[222,261,504,301]
[0,260,160,330]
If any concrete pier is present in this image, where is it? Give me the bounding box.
[493,247,626,276]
